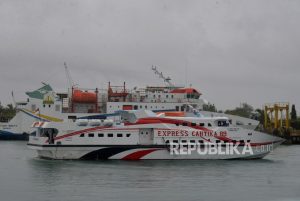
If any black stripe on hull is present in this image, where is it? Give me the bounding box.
[80,147,133,160]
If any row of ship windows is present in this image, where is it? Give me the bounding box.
[109,105,165,109]
[146,94,174,99]
[176,122,213,127]
[80,133,131,138]
[165,139,251,144]
[108,105,187,112]
[176,121,229,127]
[144,94,198,99]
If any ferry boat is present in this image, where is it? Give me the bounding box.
[0,83,100,140]
[0,68,259,140]
[27,110,284,160]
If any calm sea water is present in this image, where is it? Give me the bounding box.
[0,141,299,201]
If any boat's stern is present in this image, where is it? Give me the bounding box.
[27,121,54,157]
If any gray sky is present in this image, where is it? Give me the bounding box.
[0,0,300,112]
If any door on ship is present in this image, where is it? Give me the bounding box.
[139,129,153,145]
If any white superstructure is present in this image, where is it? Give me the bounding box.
[1,69,260,139]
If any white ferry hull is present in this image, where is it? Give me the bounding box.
[28,112,284,160]
[28,142,282,160]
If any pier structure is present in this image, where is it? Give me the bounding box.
[264,102,290,131]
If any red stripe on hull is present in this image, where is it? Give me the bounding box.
[122,149,161,160]
[127,117,212,132]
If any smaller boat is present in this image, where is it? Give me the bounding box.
[28,110,284,160]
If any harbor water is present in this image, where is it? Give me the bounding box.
[0,141,299,201]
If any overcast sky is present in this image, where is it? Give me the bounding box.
[0,0,299,111]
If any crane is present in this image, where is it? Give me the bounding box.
[64,62,75,89]
[151,66,175,87]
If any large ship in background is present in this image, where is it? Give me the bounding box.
[0,67,259,140]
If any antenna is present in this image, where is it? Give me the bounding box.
[151,65,175,87]
[11,91,16,108]
[64,62,75,89]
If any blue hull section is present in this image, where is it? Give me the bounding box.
[0,130,29,141]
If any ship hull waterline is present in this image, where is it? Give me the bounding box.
[28,142,282,160]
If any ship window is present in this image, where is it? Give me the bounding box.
[98,133,104,137]
[108,133,113,137]
[181,140,187,143]
[126,133,131,137]
[166,95,169,98]
[145,105,147,109]
[199,123,205,126]
[199,140,204,144]
[216,140,221,143]
[181,106,184,111]
[175,123,179,126]
[140,105,142,109]
[68,116,77,120]
[88,133,94,137]
[153,95,156,98]
[247,140,251,143]
[182,122,188,126]
[239,140,245,144]
[232,140,237,144]
[176,106,179,111]
[43,104,45,108]
[48,105,51,108]
[40,128,59,137]
[117,133,123,137]
[30,131,36,136]
[218,120,229,127]
[171,95,174,98]
[134,105,138,110]
[191,123,196,126]
[208,123,212,127]
[172,140,179,143]
[80,134,85,137]
[165,140,170,144]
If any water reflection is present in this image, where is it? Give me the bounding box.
[1,142,299,201]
